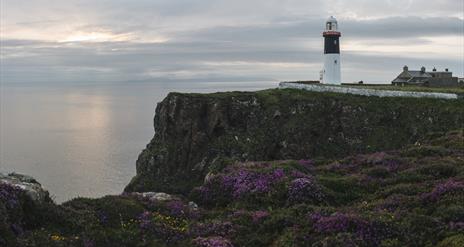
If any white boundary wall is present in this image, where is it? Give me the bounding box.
[279,82,459,100]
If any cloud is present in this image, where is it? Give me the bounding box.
[1,0,463,84]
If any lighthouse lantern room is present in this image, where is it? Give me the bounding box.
[322,16,341,85]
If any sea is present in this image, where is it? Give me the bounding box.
[0,81,277,203]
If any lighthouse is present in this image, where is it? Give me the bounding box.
[322,16,341,85]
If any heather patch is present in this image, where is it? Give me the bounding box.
[192,162,325,207]
[0,183,23,211]
[421,179,464,202]
[192,236,234,247]
[2,130,464,246]
[308,212,396,246]
[287,177,325,204]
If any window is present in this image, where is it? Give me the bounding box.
[334,60,337,64]
[334,40,337,45]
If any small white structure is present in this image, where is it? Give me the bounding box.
[322,16,342,85]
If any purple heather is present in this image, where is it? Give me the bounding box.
[288,177,325,203]
[193,236,234,247]
[422,179,464,202]
[251,210,270,223]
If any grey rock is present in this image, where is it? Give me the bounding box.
[132,192,175,202]
[0,173,50,203]
[188,201,199,211]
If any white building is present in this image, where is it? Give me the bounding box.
[321,16,342,85]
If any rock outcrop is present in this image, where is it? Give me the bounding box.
[0,173,50,204]
[0,173,53,246]
[125,89,464,194]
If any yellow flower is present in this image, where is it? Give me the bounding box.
[51,235,65,241]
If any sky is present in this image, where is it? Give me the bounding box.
[1,0,463,84]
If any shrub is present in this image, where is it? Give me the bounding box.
[288,178,325,204]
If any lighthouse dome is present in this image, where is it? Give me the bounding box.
[325,16,338,31]
[327,16,338,23]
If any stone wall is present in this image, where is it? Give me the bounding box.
[279,82,459,100]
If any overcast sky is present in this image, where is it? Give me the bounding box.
[1,0,463,84]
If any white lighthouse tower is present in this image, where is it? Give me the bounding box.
[322,16,342,85]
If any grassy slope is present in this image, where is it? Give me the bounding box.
[2,130,463,247]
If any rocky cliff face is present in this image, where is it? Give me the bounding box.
[125,89,464,194]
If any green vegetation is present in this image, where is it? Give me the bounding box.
[127,88,464,195]
[2,130,463,246]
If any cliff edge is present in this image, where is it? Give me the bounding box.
[125,89,464,194]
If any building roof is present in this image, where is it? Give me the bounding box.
[392,78,427,84]
[406,71,432,78]
[392,70,432,84]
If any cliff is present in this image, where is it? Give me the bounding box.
[125,88,464,194]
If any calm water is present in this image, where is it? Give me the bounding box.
[0,81,277,203]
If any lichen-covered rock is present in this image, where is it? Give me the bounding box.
[125,89,464,194]
[0,173,53,246]
[0,173,50,204]
[131,192,177,202]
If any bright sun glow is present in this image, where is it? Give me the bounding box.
[60,31,134,43]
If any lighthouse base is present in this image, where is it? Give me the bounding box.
[323,54,341,85]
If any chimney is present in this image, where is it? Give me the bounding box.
[421,66,426,73]
[433,67,437,72]
[445,68,449,72]
[403,65,408,72]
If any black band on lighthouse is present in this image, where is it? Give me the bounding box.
[324,36,340,54]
